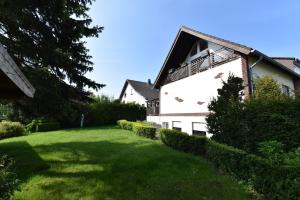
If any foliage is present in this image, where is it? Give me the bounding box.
[258,140,284,165]
[254,76,283,100]
[206,74,247,148]
[285,147,300,166]
[0,155,18,200]
[132,124,156,139]
[26,119,60,133]
[0,127,248,199]
[160,129,207,155]
[117,119,134,130]
[86,96,146,126]
[207,74,300,153]
[206,140,300,200]
[0,0,104,126]
[0,121,25,139]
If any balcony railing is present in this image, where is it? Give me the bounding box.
[163,47,240,85]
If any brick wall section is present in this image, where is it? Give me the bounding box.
[239,53,251,97]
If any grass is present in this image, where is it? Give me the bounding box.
[0,126,248,200]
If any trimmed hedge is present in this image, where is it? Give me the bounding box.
[160,129,207,155]
[118,120,157,139]
[0,121,25,139]
[206,140,300,200]
[132,124,156,139]
[117,120,134,130]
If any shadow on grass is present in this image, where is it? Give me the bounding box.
[0,141,49,181]
[0,138,247,200]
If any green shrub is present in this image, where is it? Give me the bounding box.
[117,120,134,130]
[26,120,60,133]
[132,124,156,139]
[0,155,18,200]
[206,140,300,200]
[160,129,207,155]
[86,95,146,126]
[258,140,284,165]
[0,121,25,139]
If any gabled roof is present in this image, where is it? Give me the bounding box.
[153,26,300,89]
[119,79,159,101]
[272,57,300,70]
[0,44,35,98]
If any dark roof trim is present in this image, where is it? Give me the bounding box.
[0,44,35,98]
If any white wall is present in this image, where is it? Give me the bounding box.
[147,115,212,137]
[121,83,146,106]
[249,57,295,91]
[160,58,243,114]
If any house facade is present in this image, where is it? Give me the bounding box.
[119,79,159,107]
[0,44,35,99]
[147,26,300,136]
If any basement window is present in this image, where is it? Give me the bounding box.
[282,85,290,96]
[162,122,169,129]
[172,121,182,131]
[192,122,206,137]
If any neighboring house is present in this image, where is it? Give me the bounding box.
[146,26,300,136]
[119,79,159,106]
[272,57,300,75]
[0,44,35,98]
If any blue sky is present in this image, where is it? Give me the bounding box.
[85,0,300,97]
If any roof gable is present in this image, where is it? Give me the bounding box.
[119,79,159,100]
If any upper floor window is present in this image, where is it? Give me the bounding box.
[190,43,198,57]
[199,40,208,52]
[282,85,290,96]
[124,93,127,98]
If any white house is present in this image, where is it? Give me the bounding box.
[146,26,300,136]
[119,79,159,106]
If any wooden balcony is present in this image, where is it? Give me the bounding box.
[163,47,240,85]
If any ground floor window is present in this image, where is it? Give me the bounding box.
[162,122,169,129]
[192,122,206,136]
[172,121,181,131]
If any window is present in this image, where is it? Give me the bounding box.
[192,130,206,136]
[172,121,181,131]
[199,40,208,52]
[130,89,133,95]
[124,93,126,98]
[282,85,290,96]
[192,122,206,137]
[190,43,198,57]
[162,122,169,129]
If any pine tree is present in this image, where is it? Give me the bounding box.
[0,0,104,125]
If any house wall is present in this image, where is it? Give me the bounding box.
[160,58,243,114]
[121,83,146,106]
[249,56,295,91]
[147,115,212,137]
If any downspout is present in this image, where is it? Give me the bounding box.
[249,49,263,94]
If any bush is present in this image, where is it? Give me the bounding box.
[86,95,146,126]
[117,120,134,130]
[132,124,156,139]
[0,121,25,139]
[206,140,300,200]
[26,119,60,133]
[160,129,207,155]
[0,155,18,200]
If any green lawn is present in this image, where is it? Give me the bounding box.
[0,126,248,200]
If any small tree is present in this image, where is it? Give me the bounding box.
[206,74,247,148]
[254,76,283,100]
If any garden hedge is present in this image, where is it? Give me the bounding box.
[26,120,60,133]
[160,129,207,156]
[132,124,156,139]
[117,120,134,130]
[0,121,25,139]
[206,140,300,200]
